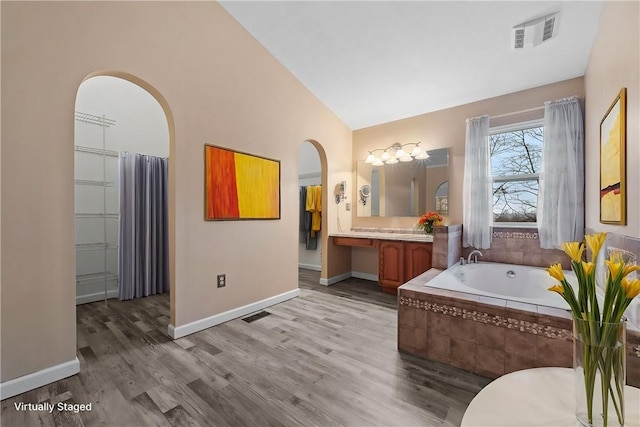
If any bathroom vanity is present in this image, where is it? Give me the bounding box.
[331,231,433,294]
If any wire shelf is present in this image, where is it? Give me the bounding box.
[74,111,116,127]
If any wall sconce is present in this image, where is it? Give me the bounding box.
[364,142,430,165]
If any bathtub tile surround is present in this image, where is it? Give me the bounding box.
[432,225,463,269]
[397,276,640,387]
[462,227,571,269]
[492,230,539,239]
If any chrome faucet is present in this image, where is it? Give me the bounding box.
[467,250,483,264]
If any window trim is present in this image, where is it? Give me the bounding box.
[489,118,544,227]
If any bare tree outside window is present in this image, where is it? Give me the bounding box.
[490,126,543,222]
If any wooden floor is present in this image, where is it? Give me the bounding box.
[1,270,491,427]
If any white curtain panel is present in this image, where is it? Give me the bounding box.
[538,96,584,249]
[463,115,492,249]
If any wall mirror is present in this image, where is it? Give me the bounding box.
[356,148,449,217]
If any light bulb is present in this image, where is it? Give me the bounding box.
[395,148,407,159]
[399,155,413,162]
[372,158,384,166]
[365,153,375,163]
[385,157,398,164]
[414,151,429,160]
[410,146,423,157]
[380,151,390,161]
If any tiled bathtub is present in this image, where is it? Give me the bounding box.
[397,269,640,387]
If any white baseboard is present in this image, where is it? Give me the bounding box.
[352,271,378,282]
[0,358,80,401]
[168,289,300,339]
[298,263,321,271]
[319,271,379,286]
[76,289,118,305]
[319,271,352,286]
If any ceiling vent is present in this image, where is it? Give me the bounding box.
[512,13,558,49]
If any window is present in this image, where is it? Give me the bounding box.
[490,120,543,224]
[435,181,448,216]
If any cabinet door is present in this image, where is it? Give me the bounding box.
[378,241,405,291]
[405,242,433,280]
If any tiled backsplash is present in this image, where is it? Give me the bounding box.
[435,226,571,269]
[434,226,639,274]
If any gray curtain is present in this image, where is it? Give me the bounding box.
[118,152,169,300]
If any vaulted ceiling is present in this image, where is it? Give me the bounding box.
[220,1,603,130]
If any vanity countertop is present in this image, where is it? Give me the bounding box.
[330,231,433,243]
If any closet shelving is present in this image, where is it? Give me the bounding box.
[74,111,118,304]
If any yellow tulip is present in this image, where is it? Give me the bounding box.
[547,263,565,282]
[548,284,565,295]
[581,261,595,276]
[623,264,640,277]
[605,259,624,279]
[621,278,640,299]
[585,232,607,258]
[562,242,585,263]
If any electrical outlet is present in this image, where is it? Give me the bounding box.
[346,202,351,211]
[217,274,226,288]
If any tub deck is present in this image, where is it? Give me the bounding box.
[398,268,640,387]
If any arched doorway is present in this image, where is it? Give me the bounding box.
[298,139,329,283]
[74,71,176,330]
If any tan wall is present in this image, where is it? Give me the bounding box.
[584,1,640,238]
[1,2,352,383]
[352,77,586,229]
[351,247,379,277]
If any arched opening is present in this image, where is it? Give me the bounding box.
[74,71,176,331]
[297,139,328,283]
[435,181,449,216]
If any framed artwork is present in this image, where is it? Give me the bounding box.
[600,88,626,225]
[204,144,280,220]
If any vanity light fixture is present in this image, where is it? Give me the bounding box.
[386,156,398,165]
[364,142,428,165]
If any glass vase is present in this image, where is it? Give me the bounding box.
[573,317,626,427]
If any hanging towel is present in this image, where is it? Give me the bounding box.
[312,185,322,234]
[299,186,308,244]
[306,185,322,238]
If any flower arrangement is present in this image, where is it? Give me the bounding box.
[547,232,640,427]
[418,212,443,234]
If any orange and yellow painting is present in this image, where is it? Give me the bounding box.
[205,145,280,220]
[600,88,626,225]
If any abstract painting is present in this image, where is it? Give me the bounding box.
[205,145,280,220]
[600,88,626,225]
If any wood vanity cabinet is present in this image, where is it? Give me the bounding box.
[378,241,405,291]
[379,241,433,295]
[405,242,433,281]
[332,236,433,295]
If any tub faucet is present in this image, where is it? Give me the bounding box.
[468,250,483,264]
